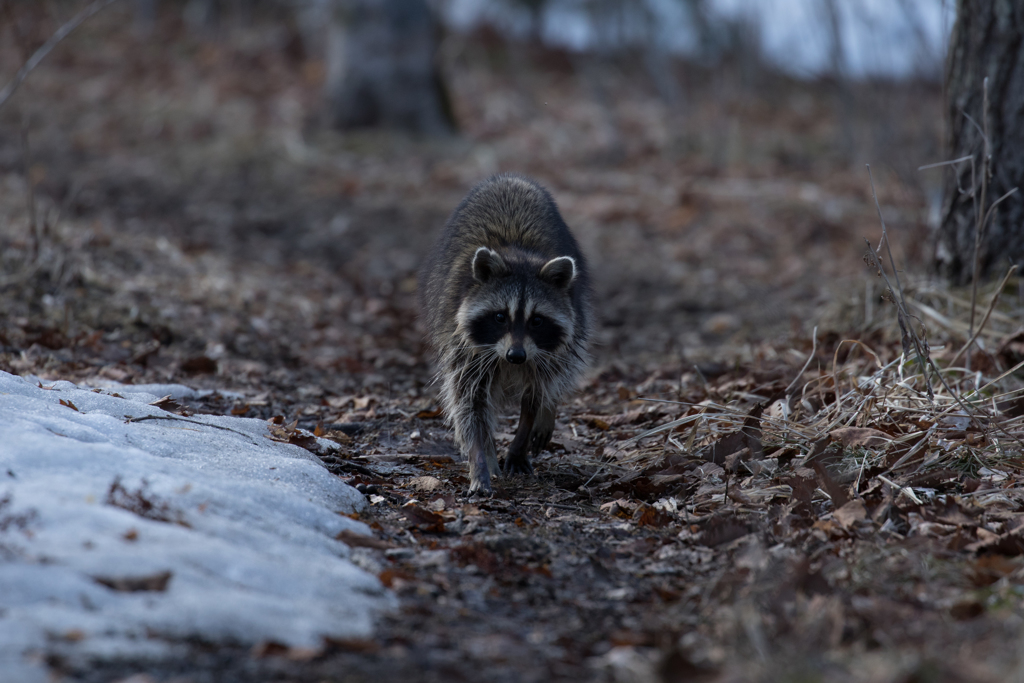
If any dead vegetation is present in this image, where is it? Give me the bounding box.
[4,4,1024,683]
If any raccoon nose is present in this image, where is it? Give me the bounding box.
[506,346,527,364]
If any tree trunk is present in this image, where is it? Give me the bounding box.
[936,0,1024,284]
[324,0,454,135]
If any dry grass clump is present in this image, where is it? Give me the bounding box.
[608,173,1024,550]
[631,308,1024,503]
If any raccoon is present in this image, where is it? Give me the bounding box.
[420,174,592,494]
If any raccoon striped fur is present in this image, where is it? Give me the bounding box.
[420,174,592,494]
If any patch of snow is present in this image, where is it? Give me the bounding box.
[0,371,394,682]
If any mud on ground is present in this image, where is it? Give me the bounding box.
[5,6,1024,683]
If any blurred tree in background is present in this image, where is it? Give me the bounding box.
[323,0,454,133]
[133,0,455,133]
[936,0,1024,284]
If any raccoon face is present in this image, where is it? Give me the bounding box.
[457,247,577,364]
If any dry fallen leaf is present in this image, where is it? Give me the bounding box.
[267,424,319,452]
[631,502,671,527]
[251,641,322,661]
[401,504,446,533]
[180,355,217,374]
[830,427,891,448]
[706,404,764,466]
[149,395,182,413]
[582,415,610,430]
[833,499,867,529]
[335,529,394,549]
[409,475,443,492]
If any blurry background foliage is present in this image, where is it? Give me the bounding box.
[0,0,962,366]
[126,0,952,150]
[120,0,955,203]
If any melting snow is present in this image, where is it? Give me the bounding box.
[0,371,393,682]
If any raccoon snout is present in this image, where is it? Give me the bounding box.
[505,346,527,364]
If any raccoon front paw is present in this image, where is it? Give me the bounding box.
[468,469,493,496]
[528,429,553,455]
[502,451,534,476]
[468,448,494,496]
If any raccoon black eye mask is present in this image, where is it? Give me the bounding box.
[419,174,593,494]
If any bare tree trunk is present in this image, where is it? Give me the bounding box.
[936,0,1024,284]
[324,0,454,135]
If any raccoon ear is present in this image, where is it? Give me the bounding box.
[472,247,508,283]
[539,256,577,290]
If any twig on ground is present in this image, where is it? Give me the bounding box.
[886,425,937,472]
[125,414,260,445]
[581,467,605,489]
[517,501,585,511]
[878,474,922,505]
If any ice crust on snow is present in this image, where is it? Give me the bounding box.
[0,371,393,682]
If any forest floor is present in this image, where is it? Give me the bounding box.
[4,6,1024,683]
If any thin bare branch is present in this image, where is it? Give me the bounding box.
[917,155,973,171]
[980,187,1020,233]
[867,165,905,295]
[960,108,988,151]
[0,0,123,112]
[785,326,818,396]
[969,78,991,341]
[949,264,1017,367]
